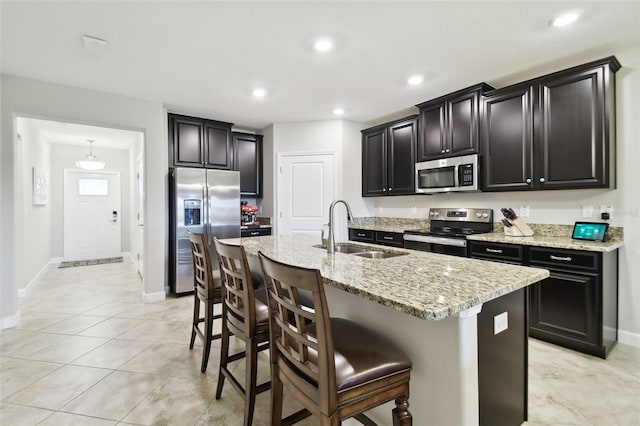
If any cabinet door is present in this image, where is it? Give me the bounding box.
[234,133,262,197]
[362,128,387,196]
[447,91,480,157]
[205,122,233,170]
[173,116,204,167]
[482,86,534,191]
[529,270,598,347]
[387,118,417,195]
[535,67,607,189]
[417,102,445,161]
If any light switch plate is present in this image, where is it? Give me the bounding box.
[582,205,593,218]
[494,312,508,335]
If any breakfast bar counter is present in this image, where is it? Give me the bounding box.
[221,234,549,425]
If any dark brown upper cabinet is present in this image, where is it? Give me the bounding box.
[482,56,620,192]
[168,113,233,170]
[233,132,263,198]
[416,83,494,161]
[362,116,417,197]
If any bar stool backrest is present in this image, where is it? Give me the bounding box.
[258,251,338,416]
[188,232,216,300]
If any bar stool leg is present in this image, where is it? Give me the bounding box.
[190,295,200,350]
[270,362,283,426]
[215,315,230,399]
[392,397,412,426]
[244,338,258,426]
[201,300,214,373]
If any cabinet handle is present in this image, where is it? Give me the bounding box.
[250,232,259,236]
[526,178,531,183]
[550,255,572,262]
[441,150,445,153]
[389,187,393,191]
[357,233,366,237]
[486,248,503,254]
[383,188,387,192]
[383,236,394,240]
[445,149,450,153]
[539,177,546,183]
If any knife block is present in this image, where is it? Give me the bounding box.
[503,218,534,237]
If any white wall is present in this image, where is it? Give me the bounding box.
[50,144,131,256]
[1,75,167,327]
[17,119,53,290]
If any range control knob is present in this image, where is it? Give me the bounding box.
[433,211,440,217]
[476,212,482,218]
[429,211,434,217]
[482,213,489,218]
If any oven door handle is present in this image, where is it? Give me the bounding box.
[403,234,467,247]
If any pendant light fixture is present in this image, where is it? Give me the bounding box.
[76,139,105,171]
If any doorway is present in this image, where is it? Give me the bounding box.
[63,170,122,260]
[277,153,336,238]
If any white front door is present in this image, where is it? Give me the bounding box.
[135,153,144,277]
[64,170,122,260]
[278,153,336,238]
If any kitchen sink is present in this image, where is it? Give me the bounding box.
[313,243,408,259]
[351,250,407,259]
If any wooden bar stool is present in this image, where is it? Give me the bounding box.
[258,251,413,426]
[214,238,271,426]
[188,231,223,373]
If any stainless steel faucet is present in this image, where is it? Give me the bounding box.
[327,199,353,254]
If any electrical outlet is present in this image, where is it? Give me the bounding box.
[519,205,530,218]
[411,205,417,214]
[600,205,613,218]
[582,205,594,218]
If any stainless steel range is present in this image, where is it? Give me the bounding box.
[403,208,493,257]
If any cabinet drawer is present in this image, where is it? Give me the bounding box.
[349,228,374,242]
[528,247,598,272]
[375,231,404,247]
[469,242,524,264]
[241,228,271,237]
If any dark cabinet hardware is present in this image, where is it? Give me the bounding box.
[416,83,494,161]
[482,56,620,191]
[361,116,417,197]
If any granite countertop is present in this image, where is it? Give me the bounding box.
[221,234,549,321]
[348,217,428,233]
[467,232,623,252]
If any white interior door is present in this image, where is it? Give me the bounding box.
[278,153,336,238]
[135,153,144,277]
[64,170,122,260]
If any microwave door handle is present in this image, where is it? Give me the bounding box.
[453,164,460,188]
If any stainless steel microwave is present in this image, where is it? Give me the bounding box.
[415,154,479,194]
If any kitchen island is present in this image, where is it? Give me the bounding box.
[222,234,549,425]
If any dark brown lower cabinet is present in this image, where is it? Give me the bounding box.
[478,287,528,426]
[348,228,403,248]
[528,247,618,359]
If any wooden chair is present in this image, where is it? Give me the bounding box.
[214,238,271,426]
[188,231,223,373]
[258,251,413,426]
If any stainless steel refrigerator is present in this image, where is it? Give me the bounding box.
[169,167,240,295]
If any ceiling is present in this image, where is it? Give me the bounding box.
[2,1,639,132]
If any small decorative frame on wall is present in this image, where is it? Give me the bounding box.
[33,166,48,205]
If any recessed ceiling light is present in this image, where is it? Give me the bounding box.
[333,108,344,116]
[552,11,580,27]
[407,75,424,86]
[252,88,267,98]
[314,38,333,52]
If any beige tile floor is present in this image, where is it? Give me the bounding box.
[1,257,638,425]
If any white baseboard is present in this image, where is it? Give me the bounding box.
[122,252,134,261]
[619,329,640,348]
[18,257,60,298]
[144,291,166,303]
[1,315,17,329]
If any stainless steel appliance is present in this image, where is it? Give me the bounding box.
[169,168,240,295]
[403,207,493,257]
[415,154,479,194]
